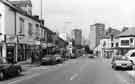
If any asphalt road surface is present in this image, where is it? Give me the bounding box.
[2,56,135,84]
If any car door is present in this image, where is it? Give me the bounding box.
[8,64,16,76]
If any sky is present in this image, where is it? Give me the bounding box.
[12,0,135,38]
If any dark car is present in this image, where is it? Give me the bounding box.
[88,54,96,58]
[41,55,57,65]
[0,62,22,80]
[112,56,133,70]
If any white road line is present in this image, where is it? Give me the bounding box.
[70,73,78,80]
[8,73,41,84]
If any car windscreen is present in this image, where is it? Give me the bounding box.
[115,57,129,61]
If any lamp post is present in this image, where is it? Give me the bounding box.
[15,34,24,63]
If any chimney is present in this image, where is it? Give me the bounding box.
[33,15,39,20]
[40,19,44,25]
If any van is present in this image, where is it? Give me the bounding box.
[125,49,135,64]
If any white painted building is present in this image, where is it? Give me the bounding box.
[114,28,135,55]
[0,0,45,63]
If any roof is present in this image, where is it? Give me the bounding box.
[10,0,32,7]
[116,28,135,38]
[104,28,121,39]
[0,0,40,22]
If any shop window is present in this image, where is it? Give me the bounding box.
[121,40,129,46]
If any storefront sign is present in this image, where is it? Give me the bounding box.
[7,43,15,46]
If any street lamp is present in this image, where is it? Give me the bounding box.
[15,34,24,63]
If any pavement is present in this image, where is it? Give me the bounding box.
[1,56,135,84]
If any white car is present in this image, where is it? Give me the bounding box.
[125,49,135,65]
[112,56,133,70]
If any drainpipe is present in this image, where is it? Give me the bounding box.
[14,11,18,63]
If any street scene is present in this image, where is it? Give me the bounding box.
[0,0,135,84]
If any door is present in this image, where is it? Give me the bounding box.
[7,46,15,63]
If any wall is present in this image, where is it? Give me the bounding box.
[0,2,6,41]
[4,4,15,35]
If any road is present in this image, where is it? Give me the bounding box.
[1,56,135,84]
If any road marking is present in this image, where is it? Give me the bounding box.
[8,73,41,84]
[70,73,78,80]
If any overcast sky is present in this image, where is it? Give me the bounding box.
[18,0,135,38]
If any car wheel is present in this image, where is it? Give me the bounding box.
[17,69,21,75]
[129,66,133,70]
[0,72,4,80]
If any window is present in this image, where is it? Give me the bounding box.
[131,52,135,57]
[0,14,1,31]
[19,18,24,34]
[35,24,39,40]
[103,41,106,47]
[130,38,133,43]
[111,43,114,47]
[111,35,113,41]
[28,23,33,36]
[121,40,129,46]
[116,42,119,47]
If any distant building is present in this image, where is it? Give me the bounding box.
[72,29,82,46]
[89,23,105,49]
[9,0,32,15]
[95,28,120,58]
[59,33,69,41]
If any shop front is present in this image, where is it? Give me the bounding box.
[6,43,15,63]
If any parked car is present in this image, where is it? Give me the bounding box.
[41,55,56,65]
[54,54,63,63]
[0,61,22,80]
[112,56,133,70]
[125,49,135,65]
[88,54,96,58]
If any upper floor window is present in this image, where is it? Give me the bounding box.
[111,43,114,47]
[116,42,119,47]
[0,14,1,30]
[121,40,129,46]
[28,23,33,36]
[36,24,39,35]
[19,18,24,34]
[103,41,106,47]
[130,38,133,43]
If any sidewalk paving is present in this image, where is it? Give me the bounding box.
[127,70,135,78]
[127,66,135,78]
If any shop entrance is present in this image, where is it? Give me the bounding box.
[7,46,15,63]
